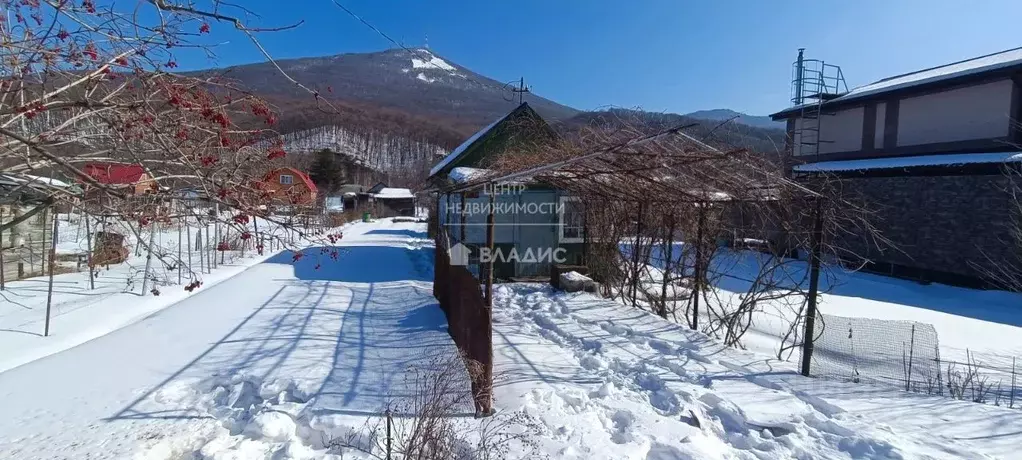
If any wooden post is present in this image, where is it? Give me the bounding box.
[141,222,156,295]
[220,226,226,265]
[483,191,496,414]
[629,203,643,308]
[253,215,262,255]
[205,221,212,273]
[187,221,192,275]
[484,191,495,307]
[44,210,58,337]
[85,215,94,290]
[445,193,452,233]
[459,192,467,244]
[18,262,24,279]
[39,207,48,274]
[1,207,5,290]
[800,199,824,377]
[906,324,916,391]
[75,207,82,243]
[28,234,34,275]
[196,224,204,274]
[214,204,221,268]
[177,216,183,284]
[692,204,705,330]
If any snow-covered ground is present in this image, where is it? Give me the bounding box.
[705,250,1022,391]
[0,214,300,374]
[0,219,462,459]
[628,243,1022,393]
[491,284,1022,459]
[2,220,1021,459]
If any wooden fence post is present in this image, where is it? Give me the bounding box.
[44,210,58,337]
[484,191,495,414]
[630,202,643,308]
[484,191,495,307]
[85,214,94,290]
[141,222,156,295]
[39,207,48,274]
[1,207,5,290]
[186,220,192,276]
[177,213,183,284]
[28,234,34,275]
[691,204,705,330]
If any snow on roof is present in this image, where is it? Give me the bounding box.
[18,174,70,188]
[411,51,456,72]
[374,187,414,199]
[836,47,1022,103]
[429,111,512,177]
[794,152,1022,173]
[448,167,490,184]
[775,47,1022,116]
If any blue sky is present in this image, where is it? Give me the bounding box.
[187,0,1022,116]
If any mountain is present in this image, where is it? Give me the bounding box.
[193,49,785,176]
[565,109,786,155]
[202,48,579,144]
[684,109,784,130]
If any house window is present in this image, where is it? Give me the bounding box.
[279,174,293,185]
[558,196,584,243]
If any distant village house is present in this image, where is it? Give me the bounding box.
[259,167,319,207]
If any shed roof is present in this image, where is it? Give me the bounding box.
[337,184,366,195]
[374,187,414,199]
[0,173,79,203]
[82,162,147,185]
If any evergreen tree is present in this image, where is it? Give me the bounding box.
[308,149,345,195]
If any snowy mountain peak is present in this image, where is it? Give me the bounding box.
[409,49,457,73]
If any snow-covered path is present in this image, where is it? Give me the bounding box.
[0,220,459,459]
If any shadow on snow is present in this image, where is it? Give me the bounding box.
[105,241,465,422]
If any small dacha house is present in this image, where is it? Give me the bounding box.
[429,102,585,279]
[259,167,318,207]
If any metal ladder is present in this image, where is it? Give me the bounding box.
[790,49,848,158]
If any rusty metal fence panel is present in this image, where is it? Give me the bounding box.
[434,226,493,413]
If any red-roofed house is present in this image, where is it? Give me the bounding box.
[260,167,318,207]
[81,162,156,195]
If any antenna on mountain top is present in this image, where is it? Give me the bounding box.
[424,33,429,50]
[502,77,531,104]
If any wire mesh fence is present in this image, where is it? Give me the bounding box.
[804,313,1020,408]
[805,314,940,389]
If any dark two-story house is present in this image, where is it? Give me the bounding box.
[771,47,1022,288]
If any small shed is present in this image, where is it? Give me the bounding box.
[81,162,157,195]
[0,173,76,281]
[373,188,416,217]
[337,184,367,210]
